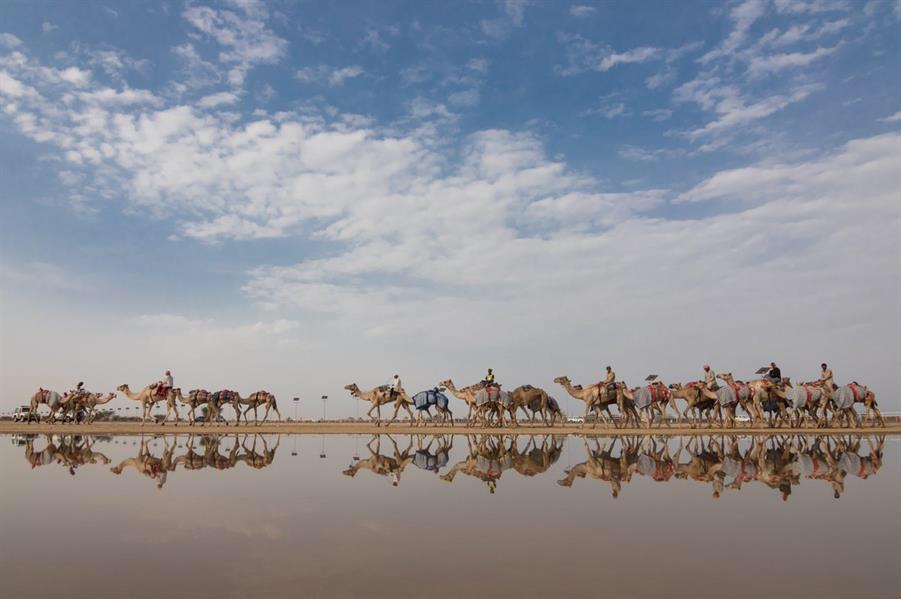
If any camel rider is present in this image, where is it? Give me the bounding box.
[388,374,402,400]
[482,369,496,387]
[156,370,173,397]
[767,362,782,384]
[604,366,616,396]
[703,365,718,391]
[819,363,834,391]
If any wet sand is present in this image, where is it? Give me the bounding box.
[2,420,898,435]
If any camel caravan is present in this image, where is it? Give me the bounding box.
[28,374,281,427]
[24,362,885,429]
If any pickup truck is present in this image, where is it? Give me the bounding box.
[13,406,40,423]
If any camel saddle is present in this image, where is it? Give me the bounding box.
[152,384,169,398]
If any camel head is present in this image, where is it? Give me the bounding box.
[344,383,360,394]
[553,376,570,385]
[116,384,130,392]
[438,379,454,389]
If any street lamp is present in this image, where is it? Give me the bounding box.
[321,395,328,421]
[293,397,300,422]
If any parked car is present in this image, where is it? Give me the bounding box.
[13,406,39,423]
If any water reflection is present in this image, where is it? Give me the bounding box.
[8,432,886,499]
[558,434,885,500]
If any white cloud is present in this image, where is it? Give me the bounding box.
[0,33,22,48]
[197,91,240,108]
[296,64,364,86]
[42,22,58,33]
[448,88,480,107]
[675,76,821,143]
[182,1,287,86]
[581,100,630,119]
[503,0,530,25]
[699,0,767,64]
[642,108,673,121]
[569,5,596,18]
[773,0,850,14]
[879,110,901,123]
[748,45,838,76]
[466,58,490,74]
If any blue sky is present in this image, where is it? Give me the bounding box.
[1,0,899,414]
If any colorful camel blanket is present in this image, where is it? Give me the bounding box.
[412,389,449,411]
[413,449,450,472]
[789,385,825,409]
[632,385,667,410]
[832,385,861,410]
[716,384,750,407]
[475,387,511,406]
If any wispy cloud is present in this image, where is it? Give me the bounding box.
[296,64,365,86]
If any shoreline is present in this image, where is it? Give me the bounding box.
[1,421,898,436]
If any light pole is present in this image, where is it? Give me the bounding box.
[293,397,300,422]
[321,395,327,421]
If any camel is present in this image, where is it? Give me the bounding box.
[502,385,552,427]
[439,379,493,427]
[410,388,453,426]
[110,435,175,489]
[634,437,676,483]
[210,390,242,424]
[116,384,179,425]
[77,392,116,424]
[527,395,564,425]
[344,383,414,426]
[667,383,717,427]
[28,388,77,423]
[714,373,760,428]
[553,376,632,427]
[774,383,829,428]
[623,382,681,427]
[172,388,213,425]
[226,390,281,425]
[342,435,414,486]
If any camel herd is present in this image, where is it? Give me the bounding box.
[344,372,885,429]
[15,431,883,499]
[24,369,885,430]
[28,384,281,426]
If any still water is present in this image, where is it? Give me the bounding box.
[1,433,897,598]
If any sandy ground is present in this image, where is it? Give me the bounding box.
[1,420,898,436]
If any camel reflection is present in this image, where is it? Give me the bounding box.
[24,434,111,475]
[557,437,641,497]
[342,435,415,486]
[558,435,885,500]
[110,434,280,488]
[440,435,564,492]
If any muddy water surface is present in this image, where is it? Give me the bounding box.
[0,433,897,598]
